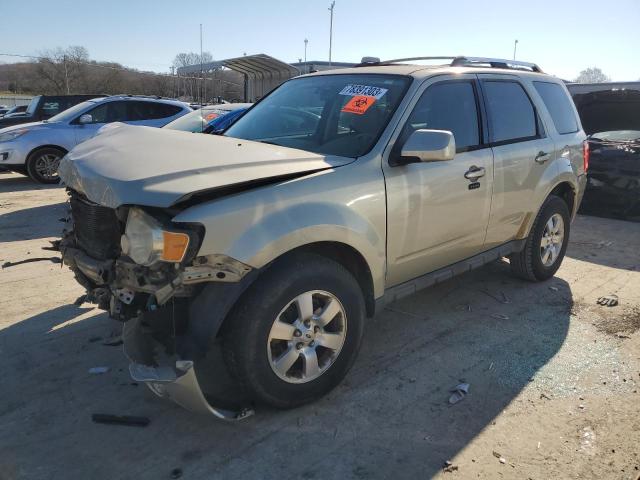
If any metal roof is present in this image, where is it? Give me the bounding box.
[221,54,299,78]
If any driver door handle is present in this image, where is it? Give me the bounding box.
[534,151,550,164]
[464,165,485,180]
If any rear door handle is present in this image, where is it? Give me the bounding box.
[534,151,550,164]
[464,165,486,180]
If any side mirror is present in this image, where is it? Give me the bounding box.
[394,129,456,165]
[78,114,93,125]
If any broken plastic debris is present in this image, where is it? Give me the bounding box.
[88,366,110,374]
[491,313,510,320]
[448,383,470,405]
[597,294,618,307]
[92,413,149,427]
[442,460,458,473]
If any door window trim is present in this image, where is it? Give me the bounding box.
[390,78,488,164]
[479,79,546,147]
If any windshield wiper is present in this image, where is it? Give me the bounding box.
[257,140,281,146]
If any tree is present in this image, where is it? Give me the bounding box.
[574,67,610,84]
[36,46,90,94]
[172,51,214,69]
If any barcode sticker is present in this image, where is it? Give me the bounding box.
[339,84,388,99]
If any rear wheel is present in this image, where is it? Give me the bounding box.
[26,147,65,184]
[509,195,570,281]
[223,253,365,409]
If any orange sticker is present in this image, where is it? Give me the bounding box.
[205,113,219,120]
[341,95,376,115]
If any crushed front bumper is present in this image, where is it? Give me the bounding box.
[123,315,254,421]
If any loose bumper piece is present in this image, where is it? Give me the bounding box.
[130,361,254,421]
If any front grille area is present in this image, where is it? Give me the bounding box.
[69,191,122,260]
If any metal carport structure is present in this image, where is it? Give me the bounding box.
[221,54,300,101]
[176,54,300,102]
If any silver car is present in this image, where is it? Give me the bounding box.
[0,96,191,183]
[59,56,588,419]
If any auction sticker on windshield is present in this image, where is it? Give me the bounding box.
[339,84,388,99]
[341,95,376,115]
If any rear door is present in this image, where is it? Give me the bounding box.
[478,75,555,247]
[126,101,185,127]
[384,75,494,286]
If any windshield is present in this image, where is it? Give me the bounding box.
[591,130,640,143]
[225,74,412,158]
[47,101,97,123]
[26,96,41,115]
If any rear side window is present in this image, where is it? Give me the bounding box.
[398,81,481,152]
[533,82,578,134]
[128,102,182,120]
[483,81,537,143]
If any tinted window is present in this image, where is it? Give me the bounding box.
[483,81,537,142]
[398,81,480,151]
[128,101,182,120]
[85,101,128,123]
[533,82,578,134]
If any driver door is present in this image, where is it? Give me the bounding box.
[73,101,128,144]
[383,75,494,286]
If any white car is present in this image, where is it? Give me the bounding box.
[0,96,191,183]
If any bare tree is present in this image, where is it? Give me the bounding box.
[36,46,90,93]
[172,51,214,69]
[574,67,611,84]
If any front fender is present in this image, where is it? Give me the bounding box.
[172,166,387,298]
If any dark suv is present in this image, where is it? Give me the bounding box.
[0,94,103,128]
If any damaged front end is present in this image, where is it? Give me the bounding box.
[61,189,254,420]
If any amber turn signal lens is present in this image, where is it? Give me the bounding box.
[162,231,190,262]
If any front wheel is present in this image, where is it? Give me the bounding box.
[223,253,365,409]
[26,147,65,184]
[509,195,570,281]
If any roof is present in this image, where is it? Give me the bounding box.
[221,54,300,78]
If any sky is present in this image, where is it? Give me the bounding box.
[1,0,639,81]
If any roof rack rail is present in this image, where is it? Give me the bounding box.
[108,94,175,100]
[362,56,543,72]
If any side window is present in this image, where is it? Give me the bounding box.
[41,101,61,117]
[84,101,128,123]
[398,81,481,152]
[533,82,578,135]
[128,102,182,120]
[483,81,538,143]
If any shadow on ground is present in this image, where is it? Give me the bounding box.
[565,214,640,271]
[0,174,61,193]
[0,259,572,479]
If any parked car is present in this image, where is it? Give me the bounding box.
[58,56,587,419]
[163,103,251,133]
[0,106,10,116]
[568,82,640,221]
[1,104,28,117]
[0,96,191,183]
[0,94,104,129]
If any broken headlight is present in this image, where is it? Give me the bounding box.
[120,208,191,266]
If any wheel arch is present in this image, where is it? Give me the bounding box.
[27,144,68,162]
[274,241,377,318]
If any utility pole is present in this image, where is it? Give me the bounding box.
[513,39,518,60]
[304,38,309,73]
[328,1,335,65]
[200,23,204,104]
[63,54,70,94]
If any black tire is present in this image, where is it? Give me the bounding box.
[223,252,365,409]
[26,147,65,184]
[509,195,570,282]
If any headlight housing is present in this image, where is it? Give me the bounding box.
[120,208,191,266]
[0,129,30,142]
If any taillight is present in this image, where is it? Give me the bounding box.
[583,140,590,172]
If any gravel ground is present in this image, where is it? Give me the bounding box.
[0,171,639,480]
